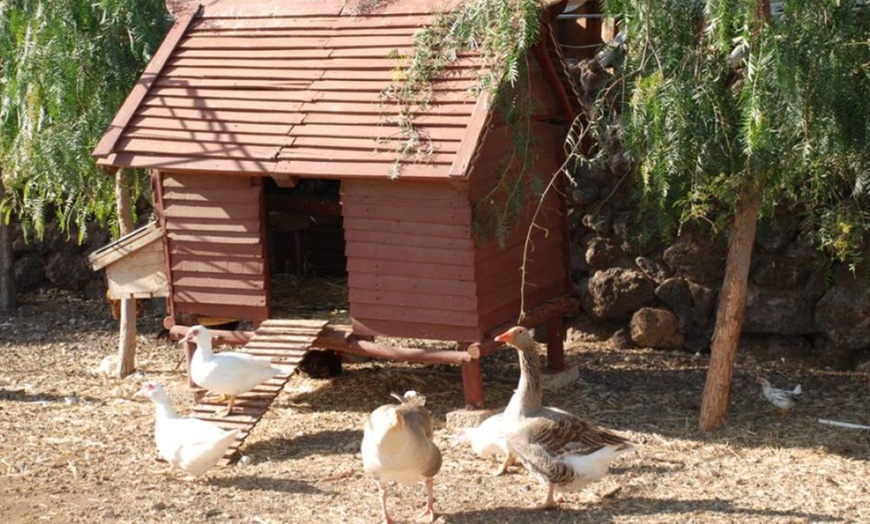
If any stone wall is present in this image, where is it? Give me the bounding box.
[9,220,110,300]
[567,163,870,370]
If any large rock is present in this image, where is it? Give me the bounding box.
[663,232,725,284]
[568,182,600,207]
[585,237,622,270]
[655,278,694,331]
[743,285,816,336]
[630,307,684,349]
[45,251,93,291]
[655,277,717,333]
[635,256,671,284]
[815,284,870,351]
[581,206,613,235]
[14,254,46,291]
[755,211,798,253]
[581,268,656,320]
[688,281,717,329]
[751,243,823,288]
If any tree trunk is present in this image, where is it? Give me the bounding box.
[115,169,137,378]
[698,188,761,431]
[0,180,16,310]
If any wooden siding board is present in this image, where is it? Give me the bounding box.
[175,289,267,307]
[348,272,476,297]
[343,217,470,239]
[351,302,477,327]
[165,218,261,233]
[343,229,473,250]
[342,203,471,226]
[348,288,477,311]
[164,202,261,220]
[478,281,566,329]
[170,256,265,275]
[351,318,481,342]
[173,274,265,290]
[347,258,473,280]
[345,242,474,266]
[174,302,269,321]
[163,174,255,189]
[171,242,263,257]
[164,186,261,203]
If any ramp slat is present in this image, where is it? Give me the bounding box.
[190,318,329,465]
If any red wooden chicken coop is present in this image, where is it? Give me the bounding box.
[92,0,585,422]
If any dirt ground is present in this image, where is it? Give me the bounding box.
[1,290,869,524]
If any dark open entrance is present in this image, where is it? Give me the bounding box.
[264,178,349,321]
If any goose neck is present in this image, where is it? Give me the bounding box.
[506,345,543,416]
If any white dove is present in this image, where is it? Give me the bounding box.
[757,377,802,417]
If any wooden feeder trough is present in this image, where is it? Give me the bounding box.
[88,221,168,300]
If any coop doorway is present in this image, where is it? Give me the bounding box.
[264,177,349,322]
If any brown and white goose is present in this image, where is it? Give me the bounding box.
[361,390,442,524]
[495,326,633,509]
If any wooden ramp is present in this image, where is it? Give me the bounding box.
[192,319,329,465]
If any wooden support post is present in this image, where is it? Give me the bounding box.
[115,168,136,378]
[460,343,484,409]
[546,315,566,371]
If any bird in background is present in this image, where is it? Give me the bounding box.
[757,377,802,417]
[135,381,239,479]
[495,326,634,509]
[361,390,442,524]
[183,325,283,417]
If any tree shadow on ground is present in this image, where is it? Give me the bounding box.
[443,496,844,523]
[206,474,326,495]
[242,428,363,460]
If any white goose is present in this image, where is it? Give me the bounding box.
[495,326,633,509]
[361,391,442,524]
[183,325,283,417]
[136,382,239,477]
[451,412,516,476]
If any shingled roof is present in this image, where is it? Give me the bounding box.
[93,0,571,181]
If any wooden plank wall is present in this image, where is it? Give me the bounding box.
[342,179,481,341]
[161,173,270,322]
[471,118,570,333]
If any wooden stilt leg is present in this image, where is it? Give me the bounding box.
[546,315,566,372]
[460,346,484,409]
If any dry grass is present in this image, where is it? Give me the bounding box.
[1,291,869,523]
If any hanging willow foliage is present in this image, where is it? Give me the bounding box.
[581,0,870,268]
[381,0,552,243]
[0,0,170,242]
